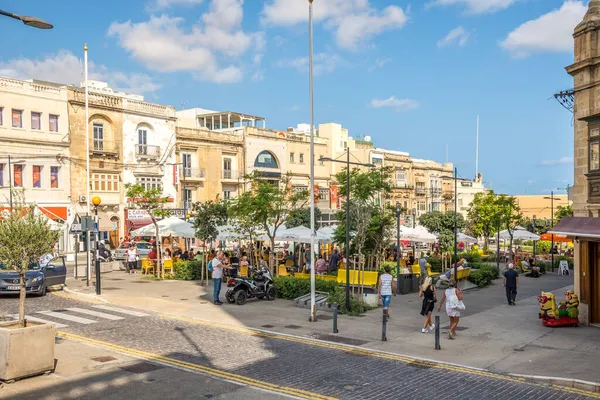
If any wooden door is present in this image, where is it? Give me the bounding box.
[591,242,600,324]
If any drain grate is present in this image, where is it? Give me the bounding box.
[162,295,169,298]
[107,278,125,281]
[120,362,164,374]
[180,298,188,301]
[261,324,275,328]
[101,287,121,291]
[284,325,302,329]
[92,356,117,363]
[308,333,368,346]
[131,281,151,284]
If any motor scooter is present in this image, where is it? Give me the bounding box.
[225,267,276,305]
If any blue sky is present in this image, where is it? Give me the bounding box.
[0,0,585,195]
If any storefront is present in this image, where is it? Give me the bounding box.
[550,217,600,325]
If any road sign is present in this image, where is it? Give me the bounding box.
[70,223,82,233]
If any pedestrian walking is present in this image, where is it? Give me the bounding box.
[212,251,232,305]
[418,252,428,283]
[419,276,437,333]
[126,243,138,274]
[504,263,519,305]
[437,280,464,339]
[378,266,396,320]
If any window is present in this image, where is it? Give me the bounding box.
[0,164,3,186]
[223,190,231,200]
[395,169,406,183]
[93,123,104,151]
[32,166,42,188]
[184,189,193,208]
[31,112,41,130]
[254,151,279,169]
[49,115,58,132]
[13,165,23,187]
[50,167,59,188]
[0,107,3,125]
[290,153,295,163]
[417,201,426,211]
[182,154,192,177]
[319,155,324,166]
[432,202,441,212]
[458,198,463,206]
[12,109,22,128]
[318,188,329,201]
[299,153,304,163]
[138,128,147,155]
[137,176,162,191]
[590,126,600,172]
[223,158,232,179]
[92,173,119,192]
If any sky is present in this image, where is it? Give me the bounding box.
[0,0,585,195]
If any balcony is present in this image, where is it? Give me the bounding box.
[182,168,206,181]
[221,170,239,181]
[393,182,414,190]
[136,144,161,160]
[430,188,442,196]
[416,186,426,195]
[91,140,120,158]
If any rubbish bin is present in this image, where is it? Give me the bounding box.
[398,274,412,295]
[410,274,420,293]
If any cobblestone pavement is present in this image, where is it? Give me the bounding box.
[1,292,598,400]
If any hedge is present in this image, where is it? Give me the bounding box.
[467,263,499,288]
[173,261,205,281]
[273,276,338,300]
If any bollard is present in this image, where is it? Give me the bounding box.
[434,315,441,350]
[333,303,339,333]
[382,309,387,342]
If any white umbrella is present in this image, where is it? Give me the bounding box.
[394,226,420,241]
[316,226,337,244]
[499,228,540,241]
[216,224,245,241]
[457,232,478,244]
[130,216,196,238]
[413,226,437,243]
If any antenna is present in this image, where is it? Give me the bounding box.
[476,115,479,179]
[446,144,448,164]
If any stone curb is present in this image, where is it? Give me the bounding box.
[509,373,600,393]
[62,287,110,303]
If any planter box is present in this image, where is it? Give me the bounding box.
[0,320,56,381]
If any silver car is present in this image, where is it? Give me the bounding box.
[113,242,153,262]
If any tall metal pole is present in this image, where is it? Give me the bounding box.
[551,190,555,272]
[396,203,401,293]
[532,215,537,261]
[453,167,458,280]
[496,223,500,272]
[308,0,317,322]
[84,44,91,287]
[8,155,12,211]
[345,148,351,312]
[475,115,479,178]
[94,206,101,295]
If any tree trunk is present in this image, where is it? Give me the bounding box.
[270,237,276,275]
[18,268,26,328]
[152,219,162,279]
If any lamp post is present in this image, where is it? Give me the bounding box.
[396,201,401,293]
[412,208,417,256]
[0,9,53,29]
[544,189,564,272]
[92,196,102,295]
[319,152,374,311]
[441,167,459,279]
[308,0,317,323]
[532,214,537,261]
[7,156,25,211]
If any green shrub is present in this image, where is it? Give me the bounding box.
[273,276,338,300]
[536,261,547,273]
[173,260,204,280]
[327,290,377,316]
[537,241,551,254]
[468,269,493,288]
[469,263,499,280]
[556,256,574,269]
[459,250,482,263]
[428,257,442,272]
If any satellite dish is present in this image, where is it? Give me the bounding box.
[364,136,371,142]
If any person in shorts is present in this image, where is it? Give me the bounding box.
[126,243,138,274]
[378,266,396,320]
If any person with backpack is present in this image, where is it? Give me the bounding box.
[211,251,232,305]
[437,280,464,339]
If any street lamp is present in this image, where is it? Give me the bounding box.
[308,0,317,323]
[441,167,459,279]
[412,208,417,256]
[0,9,53,29]
[319,152,375,311]
[92,196,102,295]
[396,202,401,293]
[6,156,26,211]
[544,189,564,272]
[532,214,537,261]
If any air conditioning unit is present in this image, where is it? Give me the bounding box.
[78,195,87,203]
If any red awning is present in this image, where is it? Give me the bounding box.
[128,218,153,231]
[38,206,67,221]
[539,233,572,242]
[549,217,600,240]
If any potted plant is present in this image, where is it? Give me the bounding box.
[0,197,59,382]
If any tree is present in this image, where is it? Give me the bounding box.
[0,192,59,327]
[125,184,170,278]
[496,194,521,262]
[467,190,497,249]
[228,192,264,267]
[419,211,465,252]
[191,199,228,283]
[555,205,573,223]
[285,207,322,229]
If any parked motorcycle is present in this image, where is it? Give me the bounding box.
[225,267,276,305]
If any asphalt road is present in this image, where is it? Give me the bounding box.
[1,291,597,400]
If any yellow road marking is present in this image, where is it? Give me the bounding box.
[158,314,600,399]
[57,331,336,400]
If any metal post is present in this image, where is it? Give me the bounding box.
[381,308,387,341]
[8,155,12,211]
[94,207,101,295]
[86,214,90,287]
[74,233,79,279]
[345,147,351,312]
[412,210,416,256]
[496,223,500,273]
[308,0,317,323]
[532,215,537,261]
[333,303,338,333]
[396,203,401,293]
[84,44,91,289]
[434,315,441,350]
[453,167,458,279]
[551,191,555,272]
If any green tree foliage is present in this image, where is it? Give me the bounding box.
[0,193,59,327]
[467,190,498,249]
[125,184,170,278]
[228,192,265,266]
[192,199,228,245]
[285,207,322,229]
[419,211,465,252]
[555,205,573,223]
[496,194,521,260]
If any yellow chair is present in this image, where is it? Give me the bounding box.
[427,267,440,278]
[239,265,249,277]
[339,262,346,269]
[285,259,295,268]
[141,258,155,275]
[363,271,379,287]
[412,265,421,276]
[278,264,290,277]
[163,259,174,275]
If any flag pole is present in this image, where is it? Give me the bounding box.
[84,43,91,287]
[308,0,317,322]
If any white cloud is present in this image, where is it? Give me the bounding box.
[369,96,420,112]
[262,0,408,50]
[500,1,587,58]
[368,57,391,72]
[0,50,161,94]
[437,26,470,47]
[276,53,342,75]
[108,0,264,84]
[288,105,300,111]
[147,0,204,11]
[427,0,517,14]
[540,156,574,166]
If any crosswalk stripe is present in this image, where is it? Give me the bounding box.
[92,305,149,317]
[37,311,96,324]
[66,307,124,321]
[9,314,68,328]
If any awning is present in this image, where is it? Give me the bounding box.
[38,206,67,221]
[539,233,572,243]
[128,218,153,232]
[549,217,600,240]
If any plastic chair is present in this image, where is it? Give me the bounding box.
[141,258,155,275]
[163,259,174,275]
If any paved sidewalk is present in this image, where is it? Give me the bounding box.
[65,271,600,388]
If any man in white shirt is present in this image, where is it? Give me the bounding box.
[212,251,232,305]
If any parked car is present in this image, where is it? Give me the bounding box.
[0,256,67,296]
[113,241,152,262]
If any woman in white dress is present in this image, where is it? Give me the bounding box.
[437,280,463,339]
